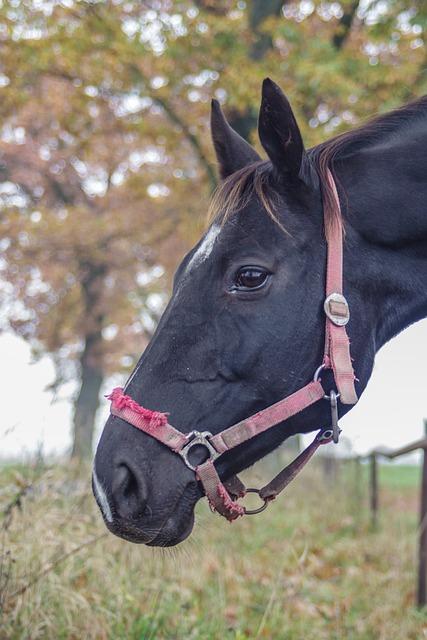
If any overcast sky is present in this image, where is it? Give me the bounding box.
[1,319,426,460]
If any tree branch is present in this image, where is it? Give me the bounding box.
[127,64,217,192]
[43,64,218,192]
[155,95,217,191]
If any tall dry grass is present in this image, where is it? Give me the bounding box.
[1,456,426,639]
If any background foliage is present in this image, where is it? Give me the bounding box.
[0,0,426,457]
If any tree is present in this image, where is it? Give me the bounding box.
[0,0,425,458]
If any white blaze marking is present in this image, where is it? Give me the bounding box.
[93,469,113,522]
[185,224,220,274]
[122,226,221,392]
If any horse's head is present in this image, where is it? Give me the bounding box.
[93,80,373,546]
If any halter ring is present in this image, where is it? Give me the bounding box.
[313,363,326,382]
[318,428,334,442]
[241,488,270,515]
[313,363,341,401]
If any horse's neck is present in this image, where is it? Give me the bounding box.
[336,127,427,349]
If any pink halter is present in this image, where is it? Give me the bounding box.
[107,170,357,521]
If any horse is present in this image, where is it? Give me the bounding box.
[93,79,427,546]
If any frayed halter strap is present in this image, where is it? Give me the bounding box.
[107,170,357,521]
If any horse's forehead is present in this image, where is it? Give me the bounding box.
[185,224,221,275]
[185,207,277,278]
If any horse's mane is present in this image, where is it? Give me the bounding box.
[208,159,285,231]
[208,96,427,239]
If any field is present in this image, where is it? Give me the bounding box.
[1,455,426,640]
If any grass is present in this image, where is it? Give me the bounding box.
[378,463,421,489]
[1,457,427,639]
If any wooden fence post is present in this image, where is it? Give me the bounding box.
[322,455,337,482]
[360,430,427,608]
[353,455,362,507]
[417,419,427,608]
[370,452,378,529]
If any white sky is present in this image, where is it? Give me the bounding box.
[1,320,426,460]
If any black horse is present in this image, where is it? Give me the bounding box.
[93,79,427,546]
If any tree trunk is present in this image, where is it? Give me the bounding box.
[227,0,284,139]
[249,0,283,60]
[71,263,106,460]
[71,336,104,460]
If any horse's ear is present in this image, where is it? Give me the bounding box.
[211,99,261,180]
[258,78,306,181]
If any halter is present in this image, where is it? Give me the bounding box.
[107,170,357,521]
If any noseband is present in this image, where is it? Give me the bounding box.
[107,170,357,521]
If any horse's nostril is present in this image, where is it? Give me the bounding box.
[113,464,130,492]
[111,462,148,520]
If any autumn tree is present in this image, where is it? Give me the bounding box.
[0,0,425,458]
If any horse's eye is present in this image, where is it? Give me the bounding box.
[233,266,270,291]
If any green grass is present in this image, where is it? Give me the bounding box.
[1,459,426,639]
[378,463,421,489]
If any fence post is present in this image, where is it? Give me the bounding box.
[417,419,427,608]
[322,455,337,482]
[370,452,378,529]
[354,455,362,507]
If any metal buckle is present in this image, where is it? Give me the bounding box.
[178,431,220,471]
[324,292,350,326]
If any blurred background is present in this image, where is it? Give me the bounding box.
[0,2,427,638]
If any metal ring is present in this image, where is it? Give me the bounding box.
[313,363,341,401]
[242,488,269,515]
[318,428,334,442]
[313,363,326,382]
